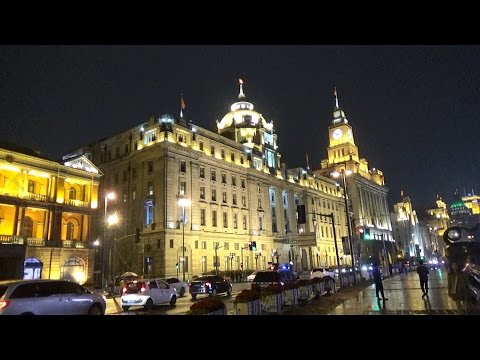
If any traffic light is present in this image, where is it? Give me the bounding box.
[360,227,371,240]
[251,241,257,251]
[135,227,141,244]
[297,204,306,224]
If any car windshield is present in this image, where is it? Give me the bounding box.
[124,281,145,294]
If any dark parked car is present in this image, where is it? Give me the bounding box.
[251,269,297,291]
[189,275,232,299]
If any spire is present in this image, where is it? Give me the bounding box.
[306,153,310,170]
[334,86,339,108]
[238,78,245,99]
[180,94,186,118]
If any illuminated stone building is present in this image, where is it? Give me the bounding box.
[66,81,350,280]
[0,143,101,282]
[315,90,394,266]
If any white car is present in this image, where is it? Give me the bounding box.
[310,267,336,280]
[0,279,106,315]
[161,277,188,297]
[121,279,177,311]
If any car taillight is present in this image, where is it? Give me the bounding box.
[0,300,9,310]
[122,287,127,293]
[140,287,146,292]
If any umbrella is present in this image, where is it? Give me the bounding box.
[120,272,139,279]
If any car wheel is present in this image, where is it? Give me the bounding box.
[88,304,104,315]
[144,298,154,311]
[179,287,186,297]
[122,306,130,311]
[210,288,217,296]
[226,286,232,296]
[170,295,177,306]
[191,294,197,299]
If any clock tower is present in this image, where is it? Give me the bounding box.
[326,88,359,164]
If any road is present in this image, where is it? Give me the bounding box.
[105,282,252,315]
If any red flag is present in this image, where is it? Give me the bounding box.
[180,95,186,110]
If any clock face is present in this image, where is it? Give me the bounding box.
[332,128,343,140]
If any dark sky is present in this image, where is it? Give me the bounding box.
[1,45,479,209]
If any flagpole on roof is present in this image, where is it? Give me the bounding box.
[180,93,185,118]
[334,86,339,108]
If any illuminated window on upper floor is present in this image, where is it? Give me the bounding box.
[241,179,246,189]
[212,189,217,202]
[232,193,237,205]
[222,191,227,203]
[200,167,205,178]
[253,158,262,170]
[179,181,186,196]
[180,161,186,173]
[199,141,204,151]
[148,182,153,195]
[145,200,154,225]
[221,173,226,184]
[232,176,236,186]
[211,170,216,182]
[210,145,215,155]
[28,180,35,193]
[240,156,244,165]
[231,153,235,162]
[212,211,217,227]
[144,131,157,144]
[200,186,205,200]
[200,209,206,225]
[221,149,225,159]
[233,214,238,229]
[69,187,76,200]
[178,134,184,143]
[66,222,75,240]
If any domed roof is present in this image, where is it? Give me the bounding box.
[216,80,273,132]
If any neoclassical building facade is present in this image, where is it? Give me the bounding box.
[0,143,101,283]
[66,82,351,281]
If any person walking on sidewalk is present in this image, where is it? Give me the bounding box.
[416,260,430,298]
[372,263,388,301]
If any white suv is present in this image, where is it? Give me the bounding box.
[121,279,177,311]
[0,279,106,315]
[310,267,336,280]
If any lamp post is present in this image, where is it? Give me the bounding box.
[331,169,357,285]
[101,192,115,289]
[177,196,191,282]
[254,253,260,270]
[229,253,236,271]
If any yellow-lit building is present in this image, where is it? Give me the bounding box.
[315,91,394,266]
[65,81,350,281]
[0,143,102,283]
[462,194,480,215]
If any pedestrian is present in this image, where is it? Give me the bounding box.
[372,263,388,301]
[416,259,430,298]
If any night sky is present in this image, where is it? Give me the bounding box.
[1,45,479,209]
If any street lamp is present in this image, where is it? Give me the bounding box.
[331,169,357,285]
[178,196,191,282]
[229,253,236,271]
[101,192,115,289]
[254,252,261,270]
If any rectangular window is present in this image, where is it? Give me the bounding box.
[200,209,205,225]
[222,191,227,203]
[242,195,246,207]
[240,156,244,165]
[221,149,225,159]
[243,215,247,230]
[199,141,204,151]
[221,173,226,184]
[148,160,153,175]
[180,181,186,195]
[224,241,229,250]
[232,176,236,186]
[212,210,217,227]
[233,213,238,229]
[259,216,263,231]
[232,193,237,205]
[178,134,184,143]
[146,201,154,225]
[200,167,205,178]
[223,212,227,228]
[211,170,216,181]
[28,180,35,193]
[241,179,246,188]
[148,182,153,195]
[195,240,198,249]
[211,189,217,202]
[202,241,207,249]
[200,186,205,200]
[210,145,215,155]
[231,153,235,162]
[180,161,186,172]
[170,239,174,248]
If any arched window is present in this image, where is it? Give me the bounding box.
[23,216,33,238]
[69,188,76,200]
[61,257,85,284]
[66,222,75,240]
